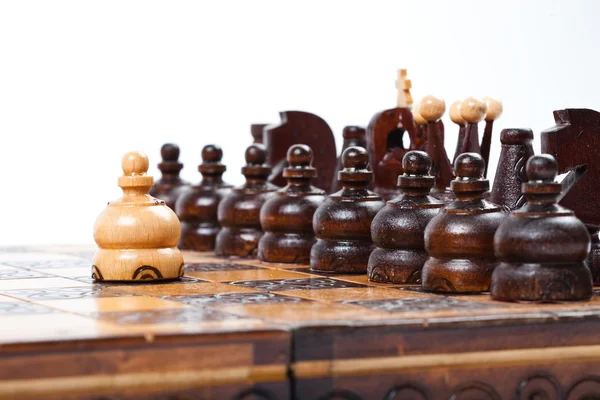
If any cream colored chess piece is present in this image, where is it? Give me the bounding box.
[92,151,184,281]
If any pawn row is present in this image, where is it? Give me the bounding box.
[150,141,593,304]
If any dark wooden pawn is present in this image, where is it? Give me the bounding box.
[215,144,279,257]
[459,97,486,155]
[311,147,385,273]
[149,143,190,210]
[368,151,444,283]
[422,153,505,293]
[175,145,233,251]
[330,126,367,193]
[258,144,327,263]
[251,124,268,144]
[490,154,593,302]
[490,128,535,212]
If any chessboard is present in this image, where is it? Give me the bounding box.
[1,246,600,400]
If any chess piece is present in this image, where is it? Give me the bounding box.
[412,102,428,151]
[367,71,421,201]
[215,144,278,257]
[330,126,367,193]
[258,144,327,263]
[420,95,454,202]
[263,111,336,192]
[175,145,233,251]
[491,154,593,302]
[149,143,189,210]
[450,100,467,164]
[459,97,487,155]
[93,151,183,281]
[251,124,268,144]
[311,146,385,273]
[368,151,444,283]
[481,97,503,177]
[490,128,534,212]
[422,153,505,293]
[541,109,600,284]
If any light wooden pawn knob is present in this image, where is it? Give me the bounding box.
[460,97,487,124]
[419,95,446,122]
[412,102,428,126]
[483,96,503,121]
[450,100,466,125]
[92,151,183,282]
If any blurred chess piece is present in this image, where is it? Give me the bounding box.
[93,151,183,281]
[481,97,503,177]
[149,143,190,210]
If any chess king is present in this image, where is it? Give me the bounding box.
[92,151,184,281]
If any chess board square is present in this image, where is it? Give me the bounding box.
[164,292,308,307]
[0,259,91,270]
[218,302,389,323]
[274,287,417,303]
[0,277,90,291]
[94,307,249,325]
[180,250,214,263]
[111,282,260,297]
[1,286,135,301]
[0,253,83,262]
[333,274,408,288]
[229,277,366,291]
[342,297,497,313]
[0,267,49,280]
[186,268,312,283]
[184,262,259,272]
[38,296,186,314]
[0,301,56,316]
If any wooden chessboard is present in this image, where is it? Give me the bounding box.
[1,246,600,399]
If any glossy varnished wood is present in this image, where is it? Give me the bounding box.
[175,145,233,251]
[148,143,190,210]
[330,126,366,193]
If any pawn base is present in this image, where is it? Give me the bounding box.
[178,222,219,251]
[215,227,262,258]
[92,248,183,282]
[368,248,427,283]
[310,239,374,274]
[421,257,497,293]
[490,262,593,302]
[258,232,315,264]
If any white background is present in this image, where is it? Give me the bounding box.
[0,0,598,245]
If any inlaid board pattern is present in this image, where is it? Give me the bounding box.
[0,246,600,399]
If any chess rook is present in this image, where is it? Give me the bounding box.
[258,145,327,263]
[215,144,278,257]
[93,151,183,281]
[490,128,534,212]
[369,151,444,283]
[175,145,233,251]
[491,154,593,302]
[422,153,505,293]
[311,146,385,273]
[149,143,190,210]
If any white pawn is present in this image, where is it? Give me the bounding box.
[92,151,184,281]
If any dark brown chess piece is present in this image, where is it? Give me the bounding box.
[422,153,506,293]
[412,104,428,151]
[459,97,486,155]
[215,144,279,257]
[311,146,385,273]
[481,97,503,177]
[330,126,367,193]
[175,145,233,251]
[251,124,268,144]
[368,151,444,283]
[450,100,466,164]
[258,144,327,263]
[542,108,600,284]
[420,95,454,202]
[490,128,535,212]
[149,143,190,210]
[263,111,336,192]
[490,154,593,302]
